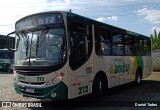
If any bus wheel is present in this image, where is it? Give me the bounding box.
[92,74,107,99]
[135,69,142,84]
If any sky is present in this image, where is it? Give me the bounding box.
[0,0,160,36]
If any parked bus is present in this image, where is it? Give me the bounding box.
[0,49,14,72]
[7,11,152,100]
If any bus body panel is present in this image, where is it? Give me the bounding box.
[93,55,152,89]
[142,56,152,78]
[14,64,69,100]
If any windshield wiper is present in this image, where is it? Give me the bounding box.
[19,31,31,60]
[28,32,34,66]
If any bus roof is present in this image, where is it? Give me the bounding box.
[66,12,149,39]
[15,11,149,39]
[15,11,66,25]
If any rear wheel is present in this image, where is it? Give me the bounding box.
[135,69,142,84]
[92,74,108,99]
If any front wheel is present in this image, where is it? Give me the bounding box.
[92,74,108,99]
[135,69,142,84]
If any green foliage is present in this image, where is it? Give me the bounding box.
[150,29,160,50]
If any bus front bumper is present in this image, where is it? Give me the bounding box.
[14,81,68,100]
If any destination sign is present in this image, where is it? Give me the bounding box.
[16,13,63,30]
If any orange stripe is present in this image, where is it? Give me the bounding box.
[77,83,81,86]
[72,83,76,86]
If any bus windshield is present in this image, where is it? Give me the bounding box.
[15,27,66,66]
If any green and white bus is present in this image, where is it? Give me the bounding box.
[0,49,14,72]
[7,11,152,100]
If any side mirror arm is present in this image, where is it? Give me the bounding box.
[7,31,17,52]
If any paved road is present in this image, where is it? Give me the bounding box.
[0,71,160,110]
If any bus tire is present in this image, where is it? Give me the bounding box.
[92,73,108,99]
[135,68,142,84]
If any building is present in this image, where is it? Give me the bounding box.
[152,49,160,71]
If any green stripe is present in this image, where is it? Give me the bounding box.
[0,63,7,70]
[136,56,144,70]
[15,81,68,100]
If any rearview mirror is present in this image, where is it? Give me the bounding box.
[7,31,17,52]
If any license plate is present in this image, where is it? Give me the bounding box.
[26,88,34,93]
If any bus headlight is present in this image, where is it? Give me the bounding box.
[52,72,64,84]
[45,72,64,86]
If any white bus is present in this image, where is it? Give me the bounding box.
[7,11,152,100]
[0,49,14,72]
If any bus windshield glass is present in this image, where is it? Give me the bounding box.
[15,27,66,66]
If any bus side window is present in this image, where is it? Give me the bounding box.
[112,33,124,56]
[134,38,144,55]
[94,27,111,56]
[95,28,102,55]
[144,39,151,56]
[69,21,92,70]
[124,34,134,55]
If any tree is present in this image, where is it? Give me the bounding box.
[150,29,160,50]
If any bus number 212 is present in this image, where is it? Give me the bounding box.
[78,85,88,95]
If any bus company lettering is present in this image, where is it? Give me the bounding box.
[115,62,130,74]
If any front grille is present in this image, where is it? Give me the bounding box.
[16,70,47,76]
[20,81,45,85]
